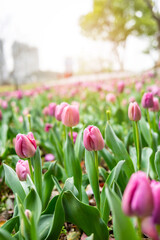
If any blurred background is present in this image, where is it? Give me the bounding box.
[0,0,160,87]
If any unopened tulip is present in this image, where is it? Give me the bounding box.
[0,110,2,120]
[25,209,32,220]
[83,125,104,151]
[106,93,116,103]
[62,105,79,127]
[68,131,78,143]
[128,102,141,121]
[141,217,159,240]
[43,107,49,116]
[122,171,153,217]
[150,181,160,225]
[149,97,159,112]
[1,100,8,109]
[142,92,154,108]
[15,132,37,158]
[16,160,30,181]
[55,102,68,121]
[45,123,53,132]
[45,153,55,162]
[48,102,56,116]
[117,81,125,93]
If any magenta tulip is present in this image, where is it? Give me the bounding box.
[68,131,78,143]
[117,81,125,93]
[150,180,160,225]
[48,102,56,116]
[45,123,53,132]
[0,110,2,120]
[141,92,154,108]
[62,105,79,127]
[149,97,159,112]
[122,171,154,217]
[16,160,30,181]
[141,217,159,240]
[128,102,141,121]
[55,102,68,121]
[15,132,37,158]
[83,125,104,151]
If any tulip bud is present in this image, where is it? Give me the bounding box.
[44,153,55,162]
[83,125,104,151]
[43,107,49,116]
[16,160,30,181]
[68,131,78,143]
[62,105,79,127]
[44,123,53,132]
[48,102,56,116]
[150,180,160,225]
[15,132,37,158]
[141,92,154,108]
[117,81,125,93]
[128,102,141,121]
[25,209,32,220]
[149,97,159,112]
[55,102,68,121]
[106,93,116,103]
[141,217,159,240]
[0,110,2,120]
[122,171,154,217]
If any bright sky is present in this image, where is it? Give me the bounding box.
[0,0,157,73]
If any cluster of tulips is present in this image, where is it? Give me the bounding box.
[0,73,160,240]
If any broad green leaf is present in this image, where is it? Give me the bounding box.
[3,164,26,201]
[42,195,59,215]
[74,129,85,161]
[105,123,134,178]
[139,117,151,146]
[141,147,152,176]
[85,150,100,209]
[62,191,108,240]
[99,148,116,170]
[46,193,65,240]
[1,216,19,233]
[38,215,53,240]
[155,150,160,179]
[50,130,63,166]
[0,228,12,240]
[105,187,140,240]
[32,147,42,200]
[24,188,42,223]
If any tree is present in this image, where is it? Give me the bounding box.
[80,0,160,69]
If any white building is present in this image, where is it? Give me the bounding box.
[0,40,8,84]
[12,42,39,84]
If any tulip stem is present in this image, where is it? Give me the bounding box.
[27,114,31,132]
[28,158,34,183]
[94,151,100,210]
[70,127,73,144]
[137,218,142,239]
[147,109,153,146]
[135,121,140,170]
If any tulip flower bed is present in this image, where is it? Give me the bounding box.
[0,73,160,240]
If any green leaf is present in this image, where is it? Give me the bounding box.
[50,130,63,166]
[105,187,140,240]
[99,148,116,170]
[0,228,12,240]
[32,147,42,200]
[46,193,65,240]
[3,164,26,201]
[42,195,59,215]
[1,216,19,233]
[141,147,152,176]
[139,117,151,146]
[74,129,85,161]
[105,123,134,178]
[24,188,42,223]
[38,215,53,240]
[62,191,108,240]
[0,123,8,156]
[85,150,100,209]
[155,150,160,179]
[86,234,94,240]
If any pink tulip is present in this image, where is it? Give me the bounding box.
[129,96,135,103]
[43,107,49,116]
[45,153,55,162]
[0,110,2,120]
[150,180,160,224]
[68,131,78,143]
[48,102,56,116]
[44,123,53,132]
[149,97,159,112]
[16,160,30,181]
[1,100,8,109]
[122,171,153,217]
[106,93,116,103]
[141,92,154,108]
[18,116,23,123]
[25,209,32,219]
[62,105,79,127]
[55,102,68,121]
[128,102,141,121]
[141,217,159,240]
[117,81,125,93]
[83,125,104,151]
[15,132,37,158]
